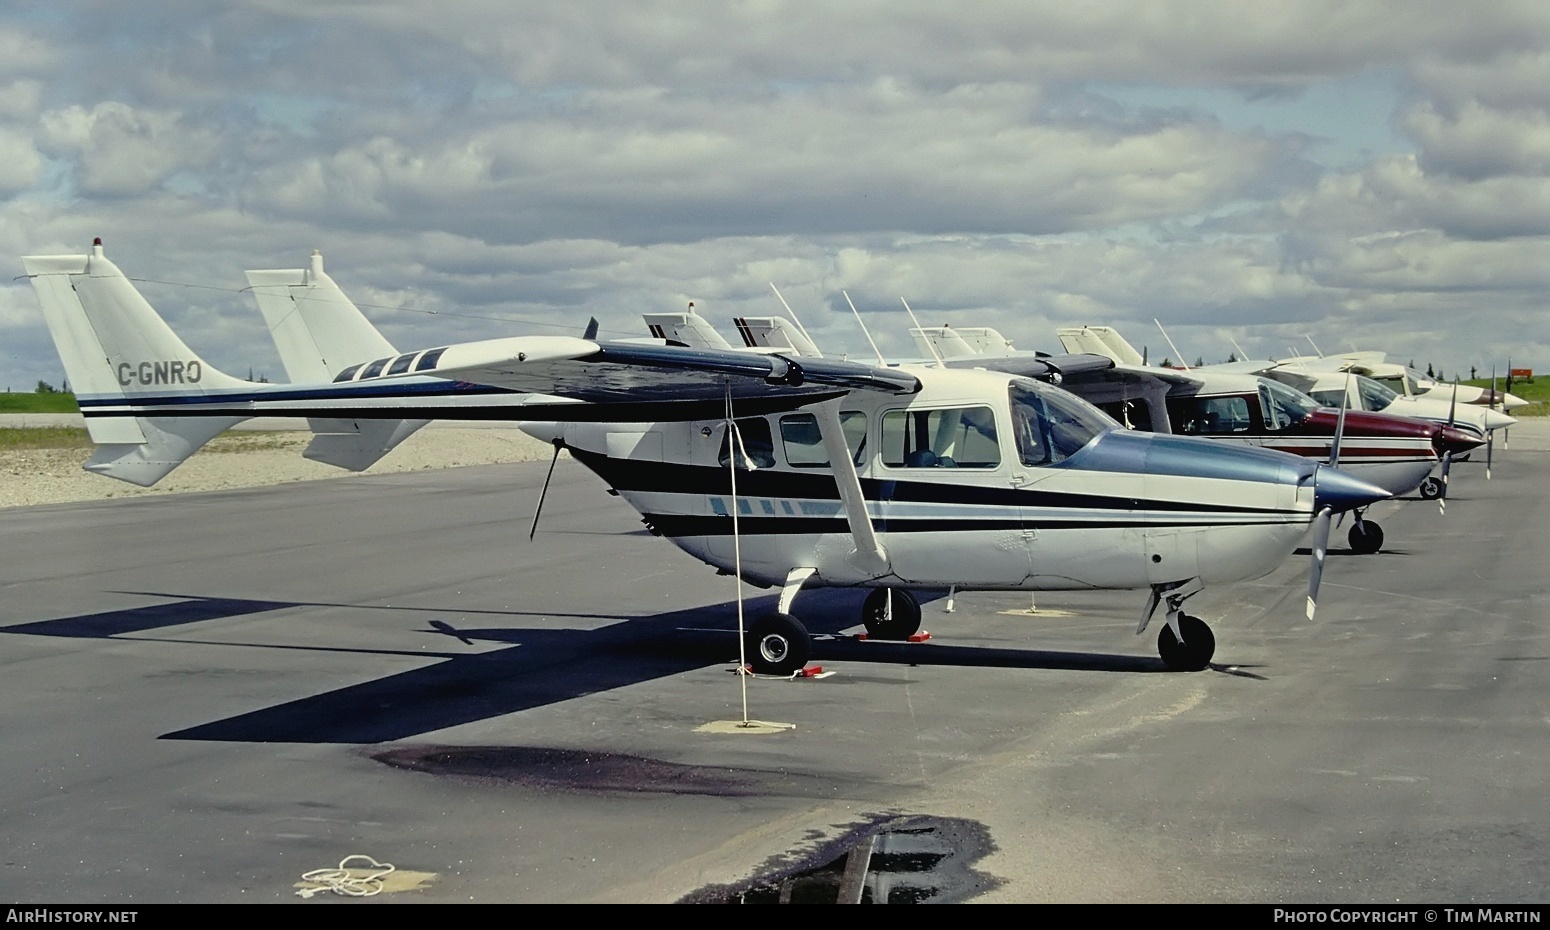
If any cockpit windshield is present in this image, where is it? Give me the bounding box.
[1008,380,1116,465]
[1258,378,1318,430]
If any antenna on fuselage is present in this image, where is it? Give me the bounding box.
[842,290,887,366]
[901,298,944,366]
[768,283,823,358]
[1229,336,1251,364]
[1154,318,1189,370]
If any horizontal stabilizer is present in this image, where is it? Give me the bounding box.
[301,418,430,471]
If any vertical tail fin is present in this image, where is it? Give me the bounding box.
[245,251,426,470]
[641,307,735,349]
[1055,325,1147,366]
[22,239,249,486]
[731,316,823,357]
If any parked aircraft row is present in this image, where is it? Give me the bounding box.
[30,242,1496,679]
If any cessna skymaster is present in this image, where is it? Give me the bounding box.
[23,242,1389,674]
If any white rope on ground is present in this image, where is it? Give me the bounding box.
[296,854,396,898]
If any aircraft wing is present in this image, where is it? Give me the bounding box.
[402,334,921,417]
[943,352,1117,381]
[1060,359,1202,389]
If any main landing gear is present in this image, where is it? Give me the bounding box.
[743,581,924,675]
[746,612,811,676]
[860,587,922,641]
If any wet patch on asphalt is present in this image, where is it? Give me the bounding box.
[680,813,1002,904]
[369,743,850,797]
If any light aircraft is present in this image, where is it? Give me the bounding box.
[1047,326,1484,531]
[23,242,1390,674]
[1209,355,1516,442]
[1257,350,1527,413]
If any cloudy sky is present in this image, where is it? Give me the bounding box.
[4,1,1548,392]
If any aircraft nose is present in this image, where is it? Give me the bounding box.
[1483,408,1518,431]
[1313,464,1391,514]
[1436,424,1486,456]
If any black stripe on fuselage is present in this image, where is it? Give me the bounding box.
[640,513,1296,537]
[569,448,1294,516]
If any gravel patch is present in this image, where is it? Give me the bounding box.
[0,426,558,508]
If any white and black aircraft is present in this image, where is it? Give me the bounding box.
[23,242,1389,674]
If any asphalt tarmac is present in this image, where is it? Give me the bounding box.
[1,431,1547,904]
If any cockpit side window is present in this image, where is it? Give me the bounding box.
[881,406,1000,468]
[1164,395,1253,435]
[1358,376,1397,412]
[778,412,867,468]
[1256,379,1318,431]
[718,417,776,469]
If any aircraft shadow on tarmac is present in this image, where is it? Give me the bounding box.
[3,589,1177,744]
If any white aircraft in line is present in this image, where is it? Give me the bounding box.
[1262,350,1527,413]
[23,242,1390,673]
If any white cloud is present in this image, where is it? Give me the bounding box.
[0,128,43,194]
[37,102,222,196]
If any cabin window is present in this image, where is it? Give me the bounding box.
[1164,395,1253,435]
[718,417,776,469]
[360,357,390,379]
[333,364,363,383]
[1097,398,1153,431]
[777,412,867,468]
[386,353,417,376]
[413,348,448,372]
[881,406,1000,469]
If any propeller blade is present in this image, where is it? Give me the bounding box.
[1307,506,1332,620]
[1328,372,1351,466]
[1486,428,1494,480]
[1437,450,1452,515]
[1447,378,1458,429]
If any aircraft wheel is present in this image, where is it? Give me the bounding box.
[746,612,811,675]
[1348,521,1385,555]
[861,587,922,640]
[1418,476,1444,500]
[1157,614,1215,672]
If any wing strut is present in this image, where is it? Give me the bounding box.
[813,399,887,573]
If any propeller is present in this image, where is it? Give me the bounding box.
[1308,374,1350,619]
[1487,365,1497,478]
[1436,379,1459,513]
[1306,504,1332,620]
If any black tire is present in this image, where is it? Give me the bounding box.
[1348,520,1385,554]
[1418,476,1444,500]
[746,612,811,675]
[861,587,922,640]
[1157,614,1215,672]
